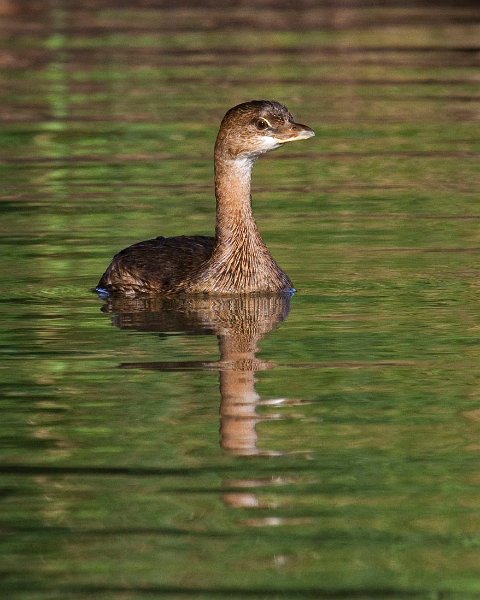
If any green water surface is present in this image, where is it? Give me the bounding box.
[1,2,480,598]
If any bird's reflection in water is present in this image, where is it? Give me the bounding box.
[101,293,292,457]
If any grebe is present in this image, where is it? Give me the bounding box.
[96,100,314,296]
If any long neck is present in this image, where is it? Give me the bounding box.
[183,140,292,294]
[214,150,265,249]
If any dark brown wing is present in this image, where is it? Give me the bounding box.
[97,235,215,295]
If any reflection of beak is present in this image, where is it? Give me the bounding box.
[277,122,315,144]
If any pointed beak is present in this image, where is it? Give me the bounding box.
[277,121,315,144]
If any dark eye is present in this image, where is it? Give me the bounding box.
[255,118,270,130]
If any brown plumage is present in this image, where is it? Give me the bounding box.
[96,100,314,297]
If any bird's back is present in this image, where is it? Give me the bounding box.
[96,235,215,295]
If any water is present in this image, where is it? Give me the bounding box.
[1,1,480,598]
